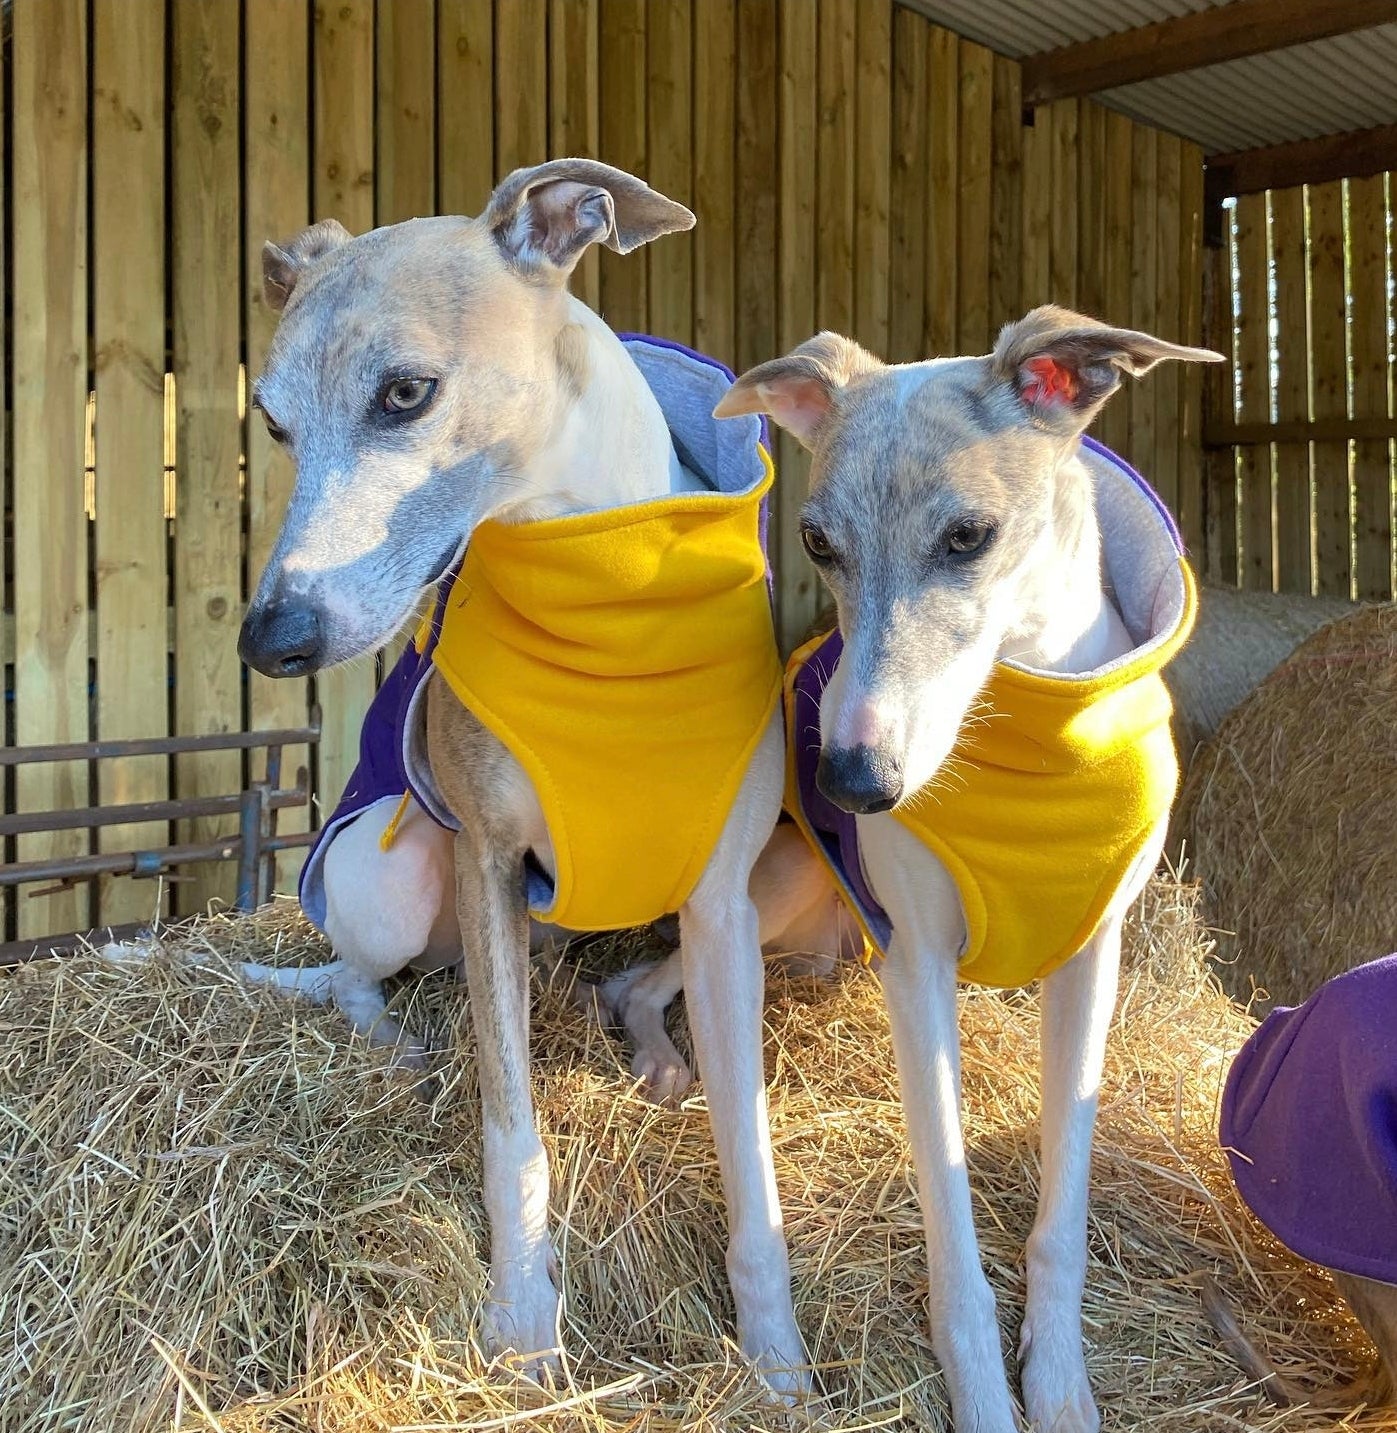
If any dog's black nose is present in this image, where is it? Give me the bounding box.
[816,745,903,815]
[238,601,324,678]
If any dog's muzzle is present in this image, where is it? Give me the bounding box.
[239,600,326,678]
[816,744,904,815]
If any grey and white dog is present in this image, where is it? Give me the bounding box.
[705,310,1220,1432]
[238,160,818,1392]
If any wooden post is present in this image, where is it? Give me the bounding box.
[957,40,993,352]
[1270,184,1312,593]
[647,0,694,346]
[1309,180,1352,597]
[599,0,648,332]
[93,0,168,925]
[439,1,497,218]
[550,0,601,309]
[12,0,91,939]
[1234,191,1273,590]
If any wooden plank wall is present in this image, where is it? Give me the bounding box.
[1208,179,1395,599]
[1,0,1204,934]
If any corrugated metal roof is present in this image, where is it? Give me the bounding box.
[900,0,1397,155]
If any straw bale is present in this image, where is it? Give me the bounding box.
[0,880,1384,1431]
[1165,586,1356,762]
[1174,604,1397,1010]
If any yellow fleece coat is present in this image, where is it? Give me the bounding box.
[431,452,782,931]
[784,561,1197,988]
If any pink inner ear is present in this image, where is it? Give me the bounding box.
[1021,355,1080,407]
[763,376,831,443]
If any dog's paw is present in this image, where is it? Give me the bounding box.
[482,1265,563,1380]
[740,1315,813,1404]
[630,1043,692,1104]
[1019,1313,1099,1433]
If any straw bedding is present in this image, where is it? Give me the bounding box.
[1174,604,1397,1010]
[0,880,1385,1432]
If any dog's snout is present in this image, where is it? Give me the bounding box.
[816,745,904,815]
[238,600,325,678]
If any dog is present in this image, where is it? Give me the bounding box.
[236,160,814,1392]
[698,307,1221,1432]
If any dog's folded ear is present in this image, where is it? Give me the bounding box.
[262,219,353,313]
[715,333,882,450]
[993,304,1223,435]
[484,159,695,280]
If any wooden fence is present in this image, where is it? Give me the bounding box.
[1204,178,1396,600]
[2,0,1203,939]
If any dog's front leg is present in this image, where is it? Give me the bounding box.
[1018,912,1122,1433]
[454,820,561,1374]
[679,716,808,1397]
[864,822,1019,1433]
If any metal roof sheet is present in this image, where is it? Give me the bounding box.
[900,0,1397,154]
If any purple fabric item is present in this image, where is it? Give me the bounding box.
[297,334,771,931]
[1220,953,1397,1286]
[788,627,892,950]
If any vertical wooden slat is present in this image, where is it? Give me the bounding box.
[816,0,856,339]
[246,0,311,894]
[924,24,958,356]
[173,0,241,916]
[1271,185,1312,593]
[956,39,992,353]
[1048,99,1078,312]
[1234,191,1272,590]
[496,0,548,177]
[1177,141,1206,559]
[1075,101,1104,320]
[1019,108,1050,315]
[775,0,819,648]
[647,0,693,345]
[889,8,928,365]
[313,0,377,822]
[1129,125,1158,484]
[988,53,1021,337]
[378,0,436,224]
[1309,180,1351,597]
[1348,173,1392,600]
[1097,111,1133,457]
[438,1,496,217]
[93,0,167,926]
[736,0,777,375]
[1204,220,1238,585]
[1153,132,1183,517]
[854,0,892,356]
[12,0,90,938]
[550,0,601,308]
[599,0,648,332]
[693,0,735,365]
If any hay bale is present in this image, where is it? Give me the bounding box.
[1165,585,1356,761]
[0,884,1382,1431]
[1175,604,1397,1010]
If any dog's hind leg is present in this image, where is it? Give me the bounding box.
[243,795,456,1070]
[590,955,690,1103]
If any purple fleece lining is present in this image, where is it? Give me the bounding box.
[1220,953,1397,1286]
[1082,435,1186,552]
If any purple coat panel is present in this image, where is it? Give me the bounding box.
[1221,953,1397,1286]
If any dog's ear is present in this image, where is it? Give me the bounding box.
[484,158,695,280]
[993,304,1223,434]
[715,333,882,450]
[262,219,353,313]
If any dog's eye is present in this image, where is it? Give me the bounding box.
[946,520,994,558]
[381,377,437,415]
[801,525,836,564]
[259,409,289,445]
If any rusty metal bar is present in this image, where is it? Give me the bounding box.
[2,831,316,889]
[0,722,321,767]
[0,787,308,838]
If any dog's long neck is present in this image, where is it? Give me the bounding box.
[497,297,691,523]
[998,448,1134,675]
